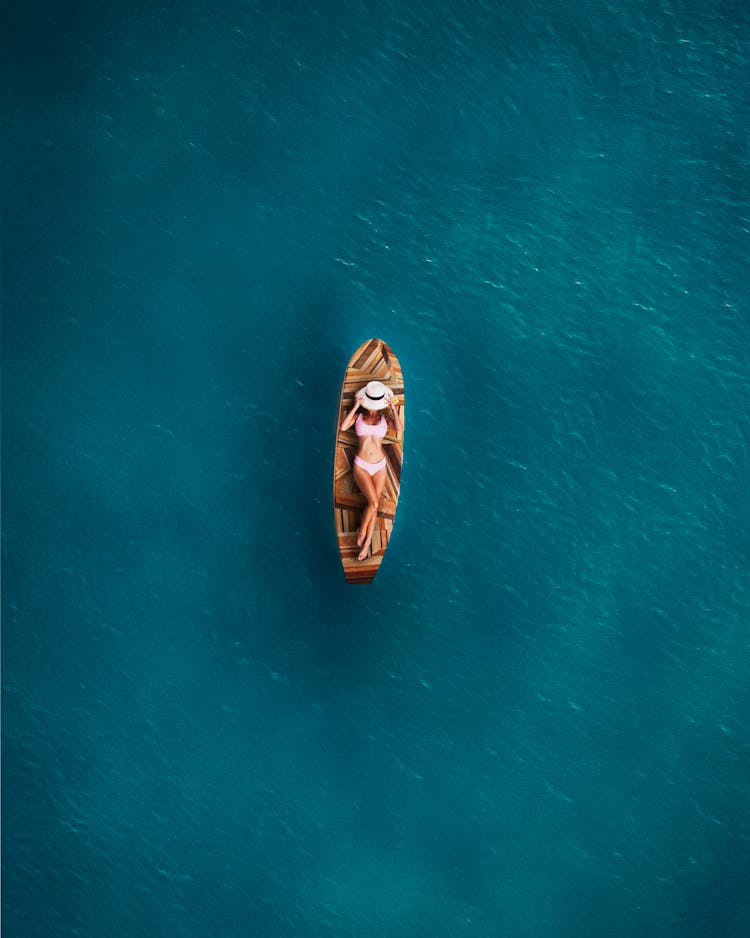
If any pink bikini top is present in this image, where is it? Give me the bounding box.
[355,414,387,438]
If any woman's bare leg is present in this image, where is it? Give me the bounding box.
[358,467,387,560]
[358,504,373,547]
[352,465,379,552]
[362,470,387,554]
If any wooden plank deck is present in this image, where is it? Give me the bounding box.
[333,339,404,584]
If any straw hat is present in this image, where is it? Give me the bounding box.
[358,380,392,410]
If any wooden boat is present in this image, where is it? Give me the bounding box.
[333,338,405,584]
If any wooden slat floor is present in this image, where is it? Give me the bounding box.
[333,339,404,584]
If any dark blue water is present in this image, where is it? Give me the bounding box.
[3,2,749,935]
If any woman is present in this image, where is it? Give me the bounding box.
[340,380,403,561]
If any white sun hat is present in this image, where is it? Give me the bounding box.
[358,380,392,410]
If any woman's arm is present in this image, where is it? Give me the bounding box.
[386,397,403,435]
[340,397,362,432]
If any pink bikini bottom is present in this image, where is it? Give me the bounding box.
[354,455,387,476]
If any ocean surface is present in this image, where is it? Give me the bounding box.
[3,1,749,935]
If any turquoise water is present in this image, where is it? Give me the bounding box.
[3,1,749,935]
